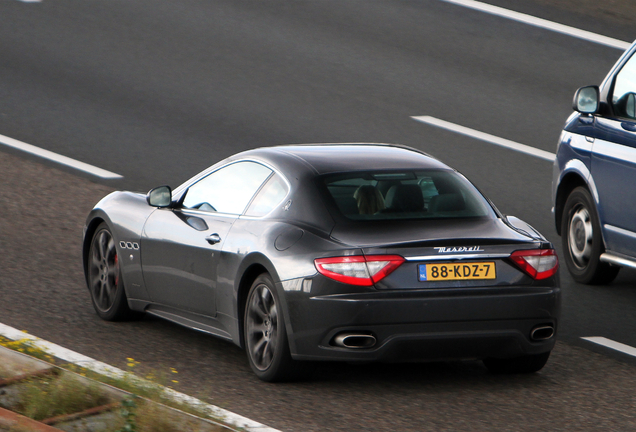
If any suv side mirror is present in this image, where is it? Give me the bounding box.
[147,185,172,207]
[623,92,636,118]
[573,85,600,114]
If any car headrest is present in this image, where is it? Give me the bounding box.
[428,193,466,212]
[385,184,424,212]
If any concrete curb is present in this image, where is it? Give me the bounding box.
[0,323,282,432]
[0,346,233,431]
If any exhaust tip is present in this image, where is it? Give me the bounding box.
[333,333,376,349]
[530,325,554,341]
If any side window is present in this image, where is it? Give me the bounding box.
[612,53,636,119]
[182,161,272,215]
[244,173,289,217]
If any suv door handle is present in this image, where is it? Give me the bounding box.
[621,122,636,132]
[205,233,221,245]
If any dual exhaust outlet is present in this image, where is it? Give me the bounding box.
[332,325,554,349]
[333,333,376,349]
[530,324,554,341]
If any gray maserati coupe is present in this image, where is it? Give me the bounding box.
[83,143,560,381]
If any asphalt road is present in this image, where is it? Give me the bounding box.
[2,0,636,430]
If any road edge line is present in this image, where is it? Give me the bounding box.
[0,133,123,180]
[440,0,631,50]
[581,336,636,358]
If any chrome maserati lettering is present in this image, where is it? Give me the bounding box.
[434,246,484,253]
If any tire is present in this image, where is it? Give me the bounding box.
[483,351,551,374]
[561,187,619,284]
[87,223,134,321]
[244,274,302,382]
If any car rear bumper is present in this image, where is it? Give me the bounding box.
[283,285,560,362]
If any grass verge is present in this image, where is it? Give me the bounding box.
[13,371,112,421]
[0,335,230,430]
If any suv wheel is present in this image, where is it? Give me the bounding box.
[561,187,619,284]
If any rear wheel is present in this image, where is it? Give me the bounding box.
[244,274,301,382]
[561,187,619,284]
[483,351,551,374]
[87,223,134,321]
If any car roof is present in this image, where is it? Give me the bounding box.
[235,143,450,175]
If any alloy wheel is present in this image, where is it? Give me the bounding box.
[89,229,120,312]
[246,284,279,371]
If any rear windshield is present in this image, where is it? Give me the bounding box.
[322,170,494,221]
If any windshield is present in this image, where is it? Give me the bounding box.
[322,169,495,221]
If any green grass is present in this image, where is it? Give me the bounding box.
[0,336,228,430]
[14,372,112,421]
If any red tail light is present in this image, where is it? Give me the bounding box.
[509,249,559,280]
[314,255,405,286]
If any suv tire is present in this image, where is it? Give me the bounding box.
[561,187,619,284]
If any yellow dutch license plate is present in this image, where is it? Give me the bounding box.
[418,262,496,281]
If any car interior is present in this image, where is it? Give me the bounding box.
[324,170,488,221]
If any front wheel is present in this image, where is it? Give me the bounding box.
[561,187,619,284]
[244,274,302,382]
[87,223,135,321]
[483,351,551,374]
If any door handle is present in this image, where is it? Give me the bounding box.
[205,233,221,245]
[621,122,636,132]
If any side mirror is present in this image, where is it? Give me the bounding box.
[572,85,599,114]
[147,186,172,208]
[625,93,636,118]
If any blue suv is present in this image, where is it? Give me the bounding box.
[553,40,636,284]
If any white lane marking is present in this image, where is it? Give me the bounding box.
[0,322,281,432]
[0,133,123,180]
[440,0,631,51]
[582,336,636,358]
[412,116,556,162]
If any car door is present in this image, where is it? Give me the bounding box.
[141,161,273,316]
[591,51,636,257]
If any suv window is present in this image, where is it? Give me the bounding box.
[322,169,494,221]
[611,53,636,119]
[183,161,272,214]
